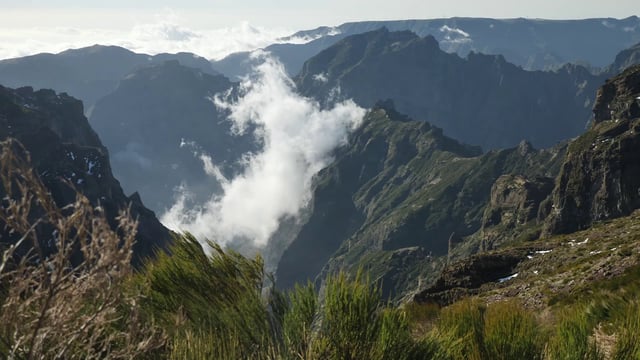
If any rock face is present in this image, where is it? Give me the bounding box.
[296,29,606,150]
[479,173,555,250]
[0,85,172,262]
[89,61,252,213]
[275,103,565,298]
[544,65,640,235]
[414,249,529,306]
[0,45,218,113]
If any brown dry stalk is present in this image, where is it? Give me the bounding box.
[0,139,165,359]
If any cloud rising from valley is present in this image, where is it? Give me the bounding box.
[160,55,365,247]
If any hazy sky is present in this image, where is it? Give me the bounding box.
[0,1,638,60]
[2,0,639,29]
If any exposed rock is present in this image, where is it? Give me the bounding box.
[480,174,554,249]
[593,65,640,123]
[544,65,640,235]
[414,249,529,306]
[0,85,172,263]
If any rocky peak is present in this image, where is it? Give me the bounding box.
[593,65,640,123]
[3,86,103,149]
[0,85,172,263]
[543,65,640,236]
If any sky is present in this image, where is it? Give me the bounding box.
[0,1,638,59]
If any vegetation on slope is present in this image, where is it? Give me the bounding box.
[2,137,640,359]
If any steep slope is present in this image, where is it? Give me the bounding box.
[606,41,640,75]
[414,64,640,308]
[0,85,172,261]
[89,61,252,213]
[296,28,604,150]
[0,45,218,113]
[213,16,640,78]
[543,65,640,236]
[275,102,565,297]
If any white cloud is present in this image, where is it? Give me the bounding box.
[160,55,365,247]
[0,14,301,61]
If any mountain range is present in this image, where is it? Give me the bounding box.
[213,16,640,79]
[0,45,218,114]
[1,16,640,304]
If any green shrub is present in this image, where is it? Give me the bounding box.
[318,270,382,359]
[135,234,278,358]
[282,282,317,359]
[483,301,544,360]
[433,298,486,360]
[545,308,603,360]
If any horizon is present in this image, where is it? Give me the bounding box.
[0,1,638,61]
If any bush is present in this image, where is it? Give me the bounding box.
[134,234,279,358]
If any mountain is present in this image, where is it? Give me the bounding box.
[276,64,640,302]
[0,45,218,114]
[0,85,172,261]
[296,28,605,150]
[606,41,640,74]
[275,102,566,297]
[211,33,345,80]
[212,16,640,79]
[88,60,251,213]
[543,65,640,236]
[416,66,640,306]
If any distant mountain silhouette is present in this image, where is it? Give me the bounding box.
[0,45,218,114]
[212,16,640,79]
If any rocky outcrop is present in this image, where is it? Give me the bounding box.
[479,173,555,249]
[593,65,640,123]
[544,65,640,235]
[0,85,172,262]
[413,249,529,306]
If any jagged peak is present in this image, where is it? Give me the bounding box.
[593,64,640,124]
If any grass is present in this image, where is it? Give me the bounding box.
[3,136,640,358]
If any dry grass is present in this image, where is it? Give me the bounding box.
[0,139,164,359]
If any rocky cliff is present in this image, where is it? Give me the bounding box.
[543,65,640,235]
[0,85,172,262]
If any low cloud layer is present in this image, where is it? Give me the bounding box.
[0,15,310,61]
[161,55,365,247]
